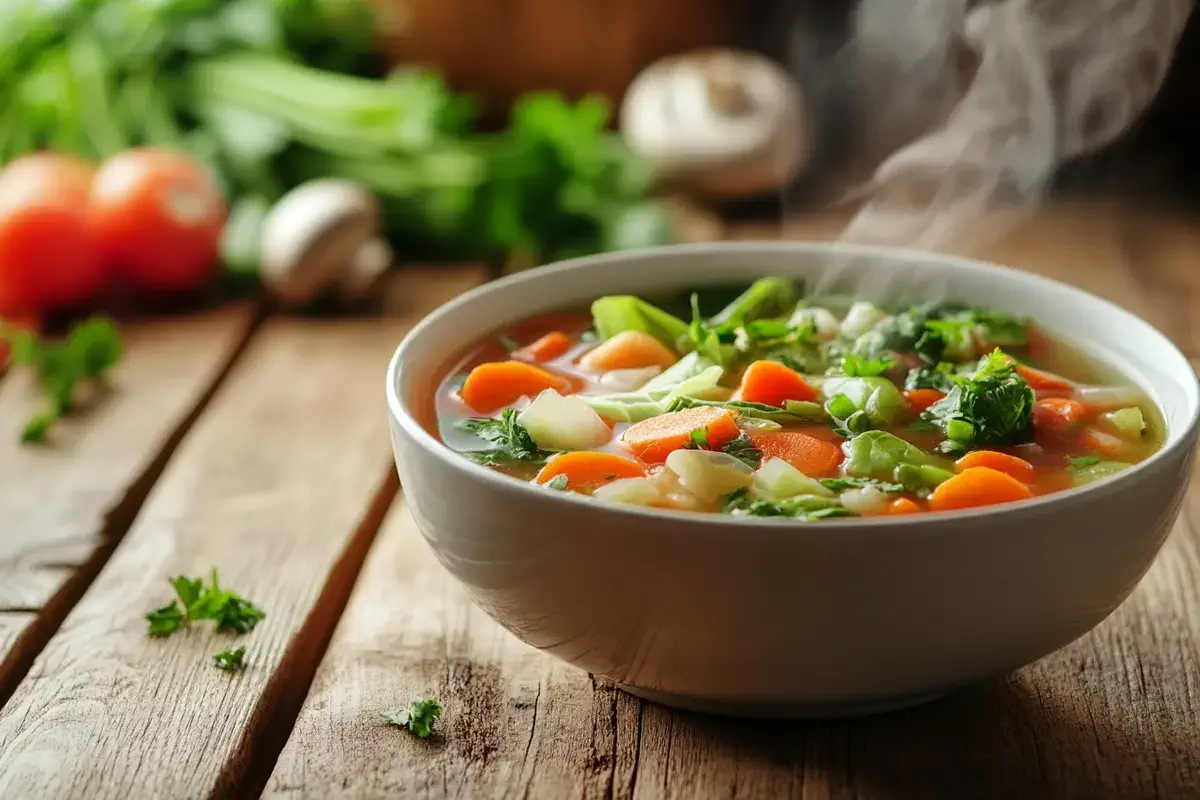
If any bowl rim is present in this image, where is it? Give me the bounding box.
[386,240,1200,531]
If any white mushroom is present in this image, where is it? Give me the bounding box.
[259,179,393,308]
[620,49,809,200]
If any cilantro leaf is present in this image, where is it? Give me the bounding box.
[213,645,247,673]
[922,349,1035,451]
[146,602,186,638]
[841,354,893,378]
[459,409,555,466]
[720,434,762,469]
[383,696,443,739]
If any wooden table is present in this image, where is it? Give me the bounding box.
[1,203,1198,799]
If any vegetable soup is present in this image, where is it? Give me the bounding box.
[435,278,1162,519]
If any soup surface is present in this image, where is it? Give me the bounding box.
[435,278,1161,519]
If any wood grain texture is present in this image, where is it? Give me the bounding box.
[0,304,258,612]
[0,267,484,800]
[266,210,1200,800]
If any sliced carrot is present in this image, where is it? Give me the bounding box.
[459,360,572,413]
[736,360,817,407]
[1016,364,1073,391]
[535,451,645,491]
[749,431,843,477]
[621,406,740,463]
[887,497,922,515]
[1032,397,1089,435]
[903,388,945,414]
[579,330,678,372]
[928,466,1033,512]
[516,331,572,362]
[954,450,1036,483]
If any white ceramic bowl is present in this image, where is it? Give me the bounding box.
[386,243,1200,718]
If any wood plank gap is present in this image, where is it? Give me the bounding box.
[222,467,402,800]
[0,304,267,707]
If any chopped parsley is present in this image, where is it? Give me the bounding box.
[721,434,762,469]
[2,316,123,443]
[721,488,857,519]
[213,646,247,673]
[145,569,266,638]
[922,349,1035,453]
[904,362,958,392]
[459,409,556,466]
[1068,455,1102,472]
[383,696,443,739]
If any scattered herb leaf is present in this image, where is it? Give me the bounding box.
[1068,455,1102,472]
[383,697,443,739]
[213,645,247,673]
[820,477,906,494]
[721,434,763,469]
[459,409,556,466]
[146,603,186,638]
[841,354,893,378]
[922,349,1035,450]
[144,569,266,638]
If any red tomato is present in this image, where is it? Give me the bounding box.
[0,153,105,314]
[90,148,226,295]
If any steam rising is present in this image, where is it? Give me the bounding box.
[838,0,1193,253]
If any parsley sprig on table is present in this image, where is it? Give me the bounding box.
[146,569,266,672]
[0,316,122,443]
[383,696,443,740]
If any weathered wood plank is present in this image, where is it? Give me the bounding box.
[0,303,258,612]
[0,266,485,800]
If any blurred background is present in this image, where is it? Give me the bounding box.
[1,0,1199,332]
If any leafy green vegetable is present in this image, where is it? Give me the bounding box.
[820,477,906,494]
[707,278,800,331]
[687,294,729,366]
[590,296,689,349]
[213,645,247,673]
[922,349,1035,452]
[145,569,265,638]
[2,316,122,443]
[722,488,857,520]
[721,434,762,469]
[1070,460,1132,485]
[583,365,724,423]
[842,431,949,481]
[383,697,443,740]
[820,377,907,427]
[895,463,956,496]
[905,362,957,392]
[459,410,557,465]
[841,354,894,378]
[664,396,828,426]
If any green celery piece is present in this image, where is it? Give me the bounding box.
[589,296,689,349]
[708,277,800,329]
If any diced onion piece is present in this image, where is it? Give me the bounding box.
[597,366,663,392]
[517,390,612,451]
[839,486,891,516]
[840,302,887,339]
[1074,384,1145,411]
[1101,406,1146,439]
[593,478,661,506]
[788,306,840,337]
[664,449,754,501]
[753,457,834,499]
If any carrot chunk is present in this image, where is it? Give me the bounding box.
[736,360,817,407]
[621,406,740,463]
[1032,397,1089,433]
[887,497,922,515]
[535,451,646,491]
[517,331,572,362]
[928,466,1033,512]
[903,388,945,414]
[1016,364,1073,391]
[459,360,572,413]
[1080,427,1133,459]
[579,330,678,372]
[749,431,842,477]
[954,450,1036,483]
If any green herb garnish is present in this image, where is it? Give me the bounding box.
[459,409,556,466]
[1068,455,1102,472]
[2,316,122,443]
[721,488,857,520]
[213,646,247,673]
[144,569,266,638]
[841,354,893,378]
[721,434,762,469]
[922,349,1035,452]
[820,477,906,494]
[383,697,443,739]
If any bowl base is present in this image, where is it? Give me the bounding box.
[615,685,951,719]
